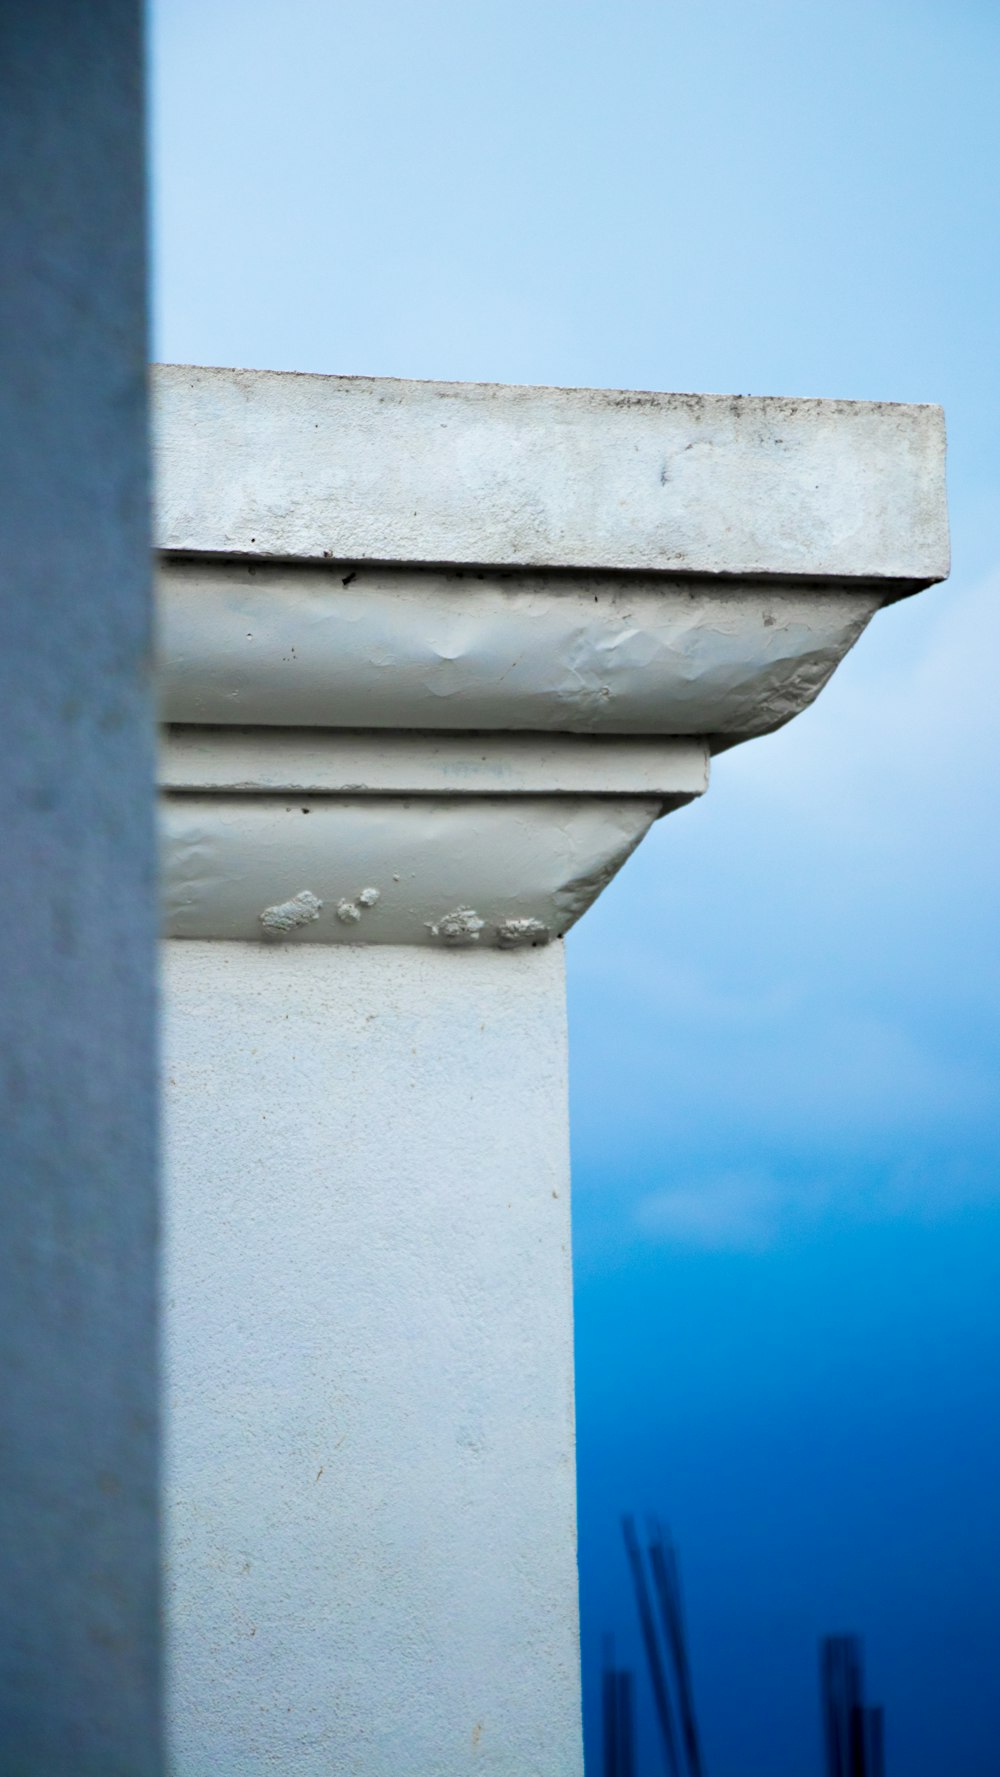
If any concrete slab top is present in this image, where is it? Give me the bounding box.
[153,365,948,587]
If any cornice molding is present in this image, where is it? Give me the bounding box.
[157,558,882,748]
[162,792,673,948]
[160,729,708,945]
[153,367,948,946]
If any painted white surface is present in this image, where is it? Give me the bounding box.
[164,940,582,1777]
[153,364,948,584]
[0,5,161,1773]
[161,727,709,798]
[161,793,665,943]
[157,559,882,744]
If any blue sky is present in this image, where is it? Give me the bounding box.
[151,2,1000,1769]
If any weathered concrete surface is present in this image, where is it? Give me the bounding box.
[154,365,948,586]
[0,3,161,1774]
[164,941,582,1777]
[154,365,949,959]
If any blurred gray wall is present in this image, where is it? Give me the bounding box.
[0,4,161,1772]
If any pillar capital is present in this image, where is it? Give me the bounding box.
[154,367,948,946]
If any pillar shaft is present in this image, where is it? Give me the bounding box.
[165,941,581,1777]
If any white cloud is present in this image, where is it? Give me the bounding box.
[635,1171,792,1251]
[633,1150,1000,1254]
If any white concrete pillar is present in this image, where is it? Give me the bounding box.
[0,5,161,1773]
[153,366,948,1776]
[165,942,580,1776]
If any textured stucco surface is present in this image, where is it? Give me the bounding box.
[153,364,948,584]
[164,941,583,1777]
[0,4,161,1773]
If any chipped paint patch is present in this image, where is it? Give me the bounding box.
[428,908,485,945]
[259,889,323,934]
[337,887,381,924]
[496,917,550,949]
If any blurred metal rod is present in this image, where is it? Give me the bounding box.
[622,1514,681,1777]
[648,1523,705,1777]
